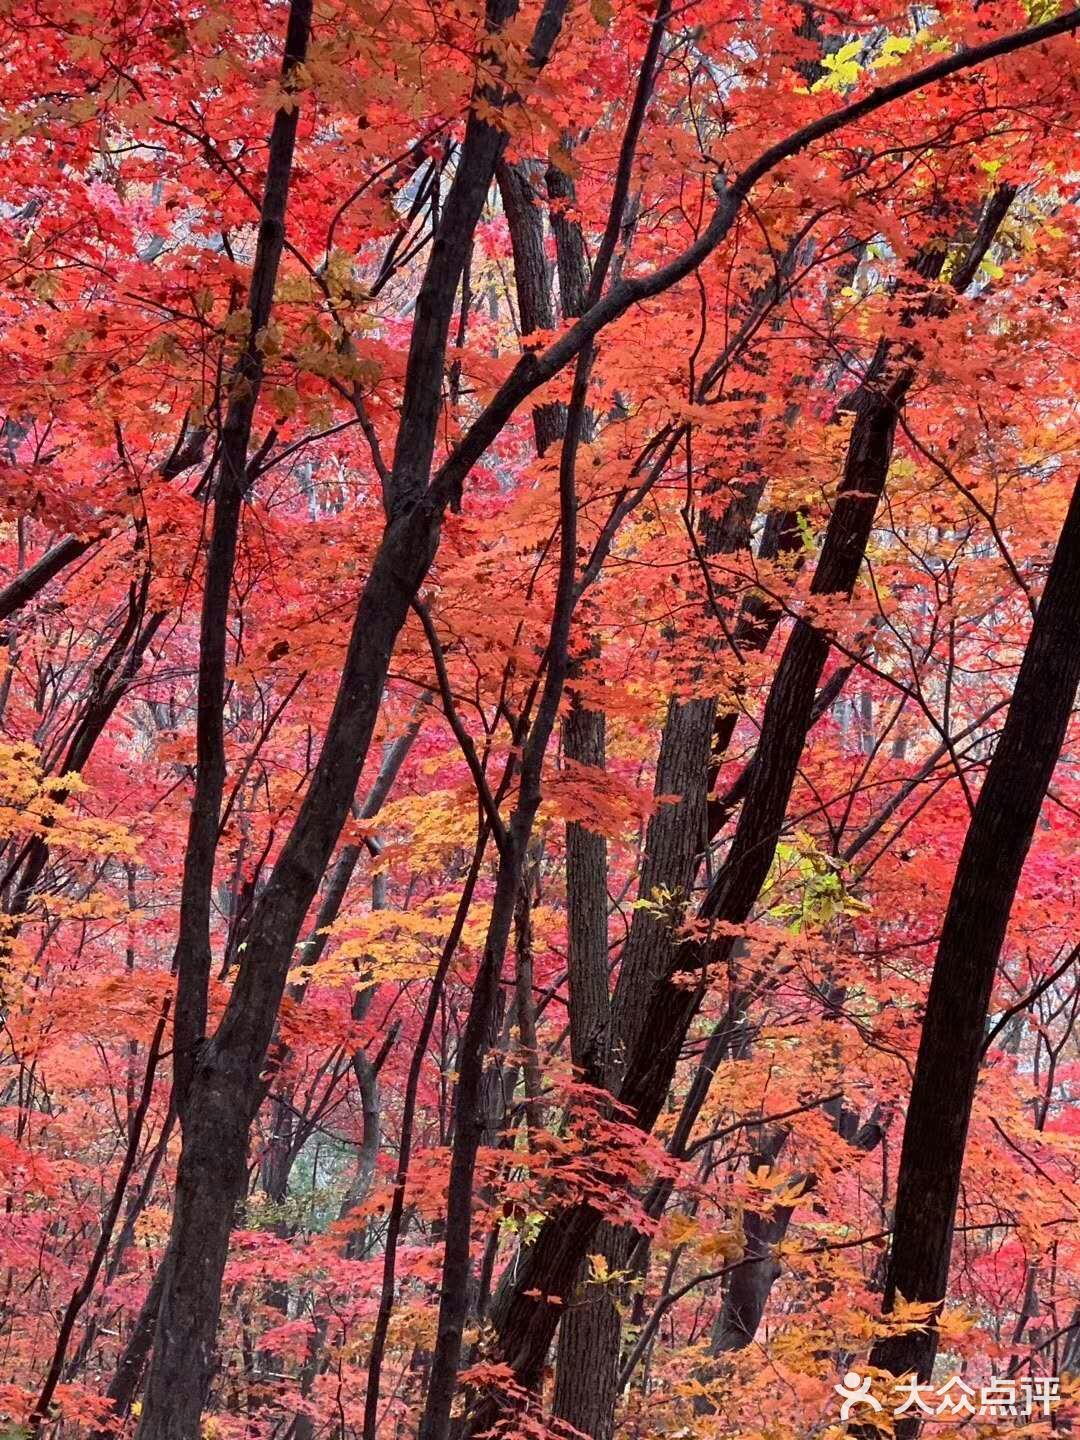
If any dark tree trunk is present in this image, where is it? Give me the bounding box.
[133,0,316,1431]
[563,691,611,1083]
[709,1129,792,1359]
[700,1107,884,1385]
[554,675,619,1438]
[869,475,1080,1398]
[135,1078,252,1440]
[552,1238,624,1440]
[496,159,562,453]
[500,133,623,1439]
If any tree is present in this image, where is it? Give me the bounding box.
[1,1,1079,1438]
[869,473,1080,1405]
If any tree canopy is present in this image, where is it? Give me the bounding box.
[1,0,1080,1437]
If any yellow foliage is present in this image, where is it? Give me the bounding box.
[289,890,492,988]
[0,742,137,863]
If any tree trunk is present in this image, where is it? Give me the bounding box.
[552,1234,624,1440]
[88,1248,174,1440]
[500,134,623,1439]
[869,474,1080,1397]
[136,1074,252,1440]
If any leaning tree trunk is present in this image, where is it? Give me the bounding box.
[868,474,1080,1408]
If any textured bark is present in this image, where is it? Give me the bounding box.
[609,476,770,1072]
[141,1079,255,1439]
[552,1242,624,1440]
[563,690,610,1083]
[469,482,772,1433]
[556,674,619,1440]
[868,475,1080,1399]
[513,869,546,1139]
[546,151,591,320]
[553,269,806,1436]
[549,213,869,1438]
[706,506,803,838]
[496,159,562,452]
[342,1044,383,1254]
[553,783,624,1440]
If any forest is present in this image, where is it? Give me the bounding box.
[1,0,1080,1435]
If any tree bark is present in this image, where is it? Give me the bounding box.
[135,0,316,1429]
[868,475,1080,1401]
[500,134,622,1439]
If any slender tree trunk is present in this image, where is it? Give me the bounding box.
[556,649,616,1440]
[700,1107,883,1381]
[88,1248,174,1440]
[135,0,315,1429]
[563,687,610,1084]
[868,475,1080,1403]
[418,182,591,1432]
[500,134,623,1439]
